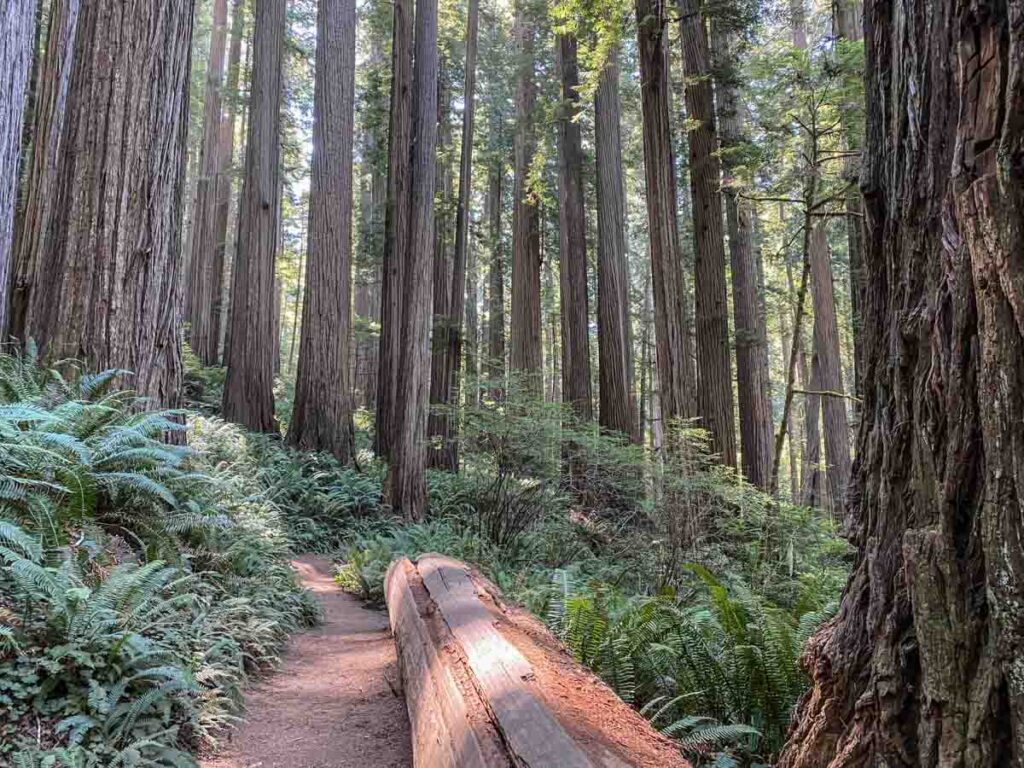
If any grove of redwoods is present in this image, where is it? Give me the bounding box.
[0,0,1021,765]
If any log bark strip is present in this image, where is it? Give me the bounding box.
[386,554,691,767]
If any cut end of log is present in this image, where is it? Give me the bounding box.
[385,554,690,767]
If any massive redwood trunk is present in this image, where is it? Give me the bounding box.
[374,0,414,458]
[636,0,696,432]
[187,0,230,365]
[0,0,37,338]
[23,0,191,407]
[9,0,68,345]
[594,48,638,442]
[222,0,285,431]
[779,0,1024,764]
[556,33,593,423]
[509,0,542,391]
[677,0,736,467]
[385,0,438,520]
[287,0,356,463]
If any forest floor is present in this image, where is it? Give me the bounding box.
[200,555,413,768]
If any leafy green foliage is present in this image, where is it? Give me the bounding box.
[0,356,318,766]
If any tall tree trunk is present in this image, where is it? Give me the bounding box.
[375,0,414,457]
[204,0,246,366]
[711,21,773,488]
[222,0,285,431]
[23,0,191,406]
[557,33,593,422]
[677,0,736,466]
[509,0,542,391]
[636,0,696,436]
[187,0,230,365]
[832,0,864,403]
[288,0,356,462]
[386,0,438,520]
[465,235,479,407]
[486,163,506,398]
[595,48,638,442]
[9,0,78,344]
[780,1,1024,764]
[0,0,36,338]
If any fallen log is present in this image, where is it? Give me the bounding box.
[385,554,690,767]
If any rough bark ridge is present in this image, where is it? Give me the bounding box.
[636,0,696,431]
[9,0,77,344]
[288,0,356,463]
[374,0,414,458]
[557,34,593,422]
[23,0,190,407]
[509,0,543,390]
[187,0,229,364]
[595,49,639,442]
[678,0,736,467]
[0,0,37,338]
[222,0,285,431]
[779,0,1024,764]
[712,21,774,489]
[386,0,438,520]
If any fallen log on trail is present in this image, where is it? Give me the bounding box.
[384,554,689,767]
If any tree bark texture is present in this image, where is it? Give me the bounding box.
[0,0,36,339]
[9,0,76,344]
[557,33,593,422]
[595,48,639,442]
[712,21,774,489]
[287,0,356,463]
[374,0,414,458]
[23,0,190,407]
[678,0,736,467]
[187,0,230,365]
[385,0,438,521]
[509,0,542,390]
[222,0,285,431]
[636,0,696,433]
[779,0,1024,764]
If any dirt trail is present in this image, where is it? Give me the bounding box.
[201,555,412,768]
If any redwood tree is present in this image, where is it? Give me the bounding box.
[288,0,356,463]
[222,0,286,431]
[780,2,1024,764]
[678,0,736,467]
[594,47,638,441]
[22,0,192,406]
[386,0,438,520]
[635,0,696,431]
[557,33,593,422]
[0,0,36,338]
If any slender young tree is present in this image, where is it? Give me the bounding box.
[386,0,438,520]
[635,0,696,434]
[288,0,356,462]
[223,0,286,431]
[557,33,593,422]
[9,0,77,344]
[780,1,1024,763]
[595,47,638,442]
[712,20,774,488]
[486,162,506,397]
[677,0,736,466]
[0,0,36,338]
[187,0,230,364]
[22,0,192,406]
[509,0,543,390]
[374,0,414,458]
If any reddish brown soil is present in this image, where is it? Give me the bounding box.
[201,555,412,768]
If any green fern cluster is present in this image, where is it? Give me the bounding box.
[0,355,318,767]
[547,566,836,765]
